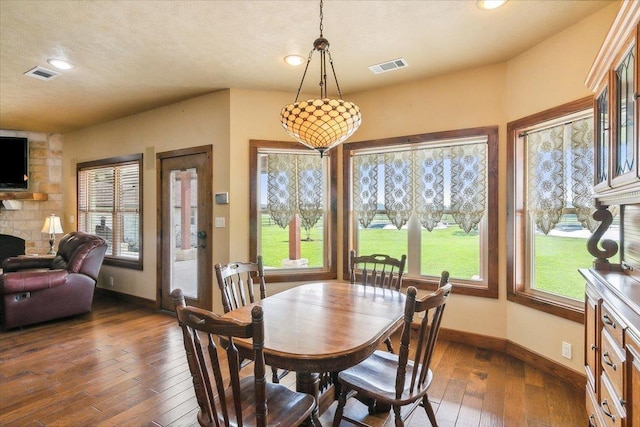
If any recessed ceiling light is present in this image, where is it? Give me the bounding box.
[284,55,305,66]
[47,59,74,70]
[477,0,508,10]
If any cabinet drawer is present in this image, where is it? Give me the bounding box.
[600,374,625,427]
[587,385,605,427]
[601,303,625,348]
[601,330,625,400]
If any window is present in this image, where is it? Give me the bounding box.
[344,127,498,297]
[507,98,617,322]
[77,154,143,270]
[250,140,336,282]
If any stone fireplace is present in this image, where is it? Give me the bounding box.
[0,131,63,255]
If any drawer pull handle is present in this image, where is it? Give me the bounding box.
[589,414,596,426]
[602,351,617,371]
[591,344,597,351]
[601,399,616,421]
[602,313,616,328]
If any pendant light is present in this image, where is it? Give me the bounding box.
[280,0,362,157]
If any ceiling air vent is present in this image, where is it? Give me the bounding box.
[24,66,61,81]
[368,58,409,75]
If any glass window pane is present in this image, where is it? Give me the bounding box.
[352,140,486,283]
[533,213,620,300]
[422,214,481,280]
[257,151,328,270]
[357,213,407,263]
[77,154,142,269]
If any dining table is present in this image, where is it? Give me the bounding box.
[221,281,407,426]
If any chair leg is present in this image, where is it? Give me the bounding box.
[423,395,438,427]
[384,337,395,353]
[393,405,404,427]
[271,366,279,383]
[332,386,349,427]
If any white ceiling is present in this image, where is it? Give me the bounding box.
[0,0,614,134]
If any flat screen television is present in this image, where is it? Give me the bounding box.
[0,136,29,190]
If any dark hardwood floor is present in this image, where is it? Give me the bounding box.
[0,296,587,426]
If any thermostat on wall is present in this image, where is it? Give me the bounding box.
[215,192,229,204]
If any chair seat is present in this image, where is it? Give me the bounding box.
[338,350,433,407]
[203,377,315,427]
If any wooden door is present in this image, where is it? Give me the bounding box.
[158,146,213,311]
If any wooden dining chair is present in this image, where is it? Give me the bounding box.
[349,249,407,353]
[215,256,288,383]
[171,288,315,427]
[215,256,267,313]
[332,278,452,427]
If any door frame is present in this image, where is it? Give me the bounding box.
[156,145,213,311]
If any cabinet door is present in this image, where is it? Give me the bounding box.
[586,287,601,392]
[594,85,610,192]
[611,38,639,188]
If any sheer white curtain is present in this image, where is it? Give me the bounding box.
[266,153,324,232]
[353,141,488,234]
[526,117,595,234]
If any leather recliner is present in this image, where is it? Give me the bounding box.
[0,231,107,330]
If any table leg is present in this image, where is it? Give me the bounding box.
[296,371,321,426]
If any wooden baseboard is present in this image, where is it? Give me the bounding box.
[439,327,507,353]
[438,327,586,390]
[95,287,156,310]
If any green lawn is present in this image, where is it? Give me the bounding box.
[260,216,594,300]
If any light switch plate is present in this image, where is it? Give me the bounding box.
[561,341,572,359]
[215,217,225,228]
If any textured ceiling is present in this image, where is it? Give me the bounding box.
[0,0,614,133]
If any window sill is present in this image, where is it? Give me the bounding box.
[103,257,143,271]
[507,289,584,323]
[265,269,336,283]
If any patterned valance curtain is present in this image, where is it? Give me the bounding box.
[353,142,487,234]
[526,117,595,235]
[266,153,324,231]
[353,154,378,228]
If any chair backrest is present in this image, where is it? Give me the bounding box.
[437,270,450,288]
[51,231,107,280]
[349,249,406,290]
[171,288,268,427]
[398,275,452,396]
[215,256,266,313]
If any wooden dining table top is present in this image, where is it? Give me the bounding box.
[221,281,407,373]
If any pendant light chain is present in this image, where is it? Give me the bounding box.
[318,0,326,98]
[319,0,324,37]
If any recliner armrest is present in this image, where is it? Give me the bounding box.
[2,256,55,272]
[0,270,68,294]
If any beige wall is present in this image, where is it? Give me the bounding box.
[55,4,618,372]
[63,90,231,301]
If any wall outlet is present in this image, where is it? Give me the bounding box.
[562,341,572,359]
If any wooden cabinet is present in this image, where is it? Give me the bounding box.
[582,270,640,427]
[587,1,640,204]
[585,4,640,426]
